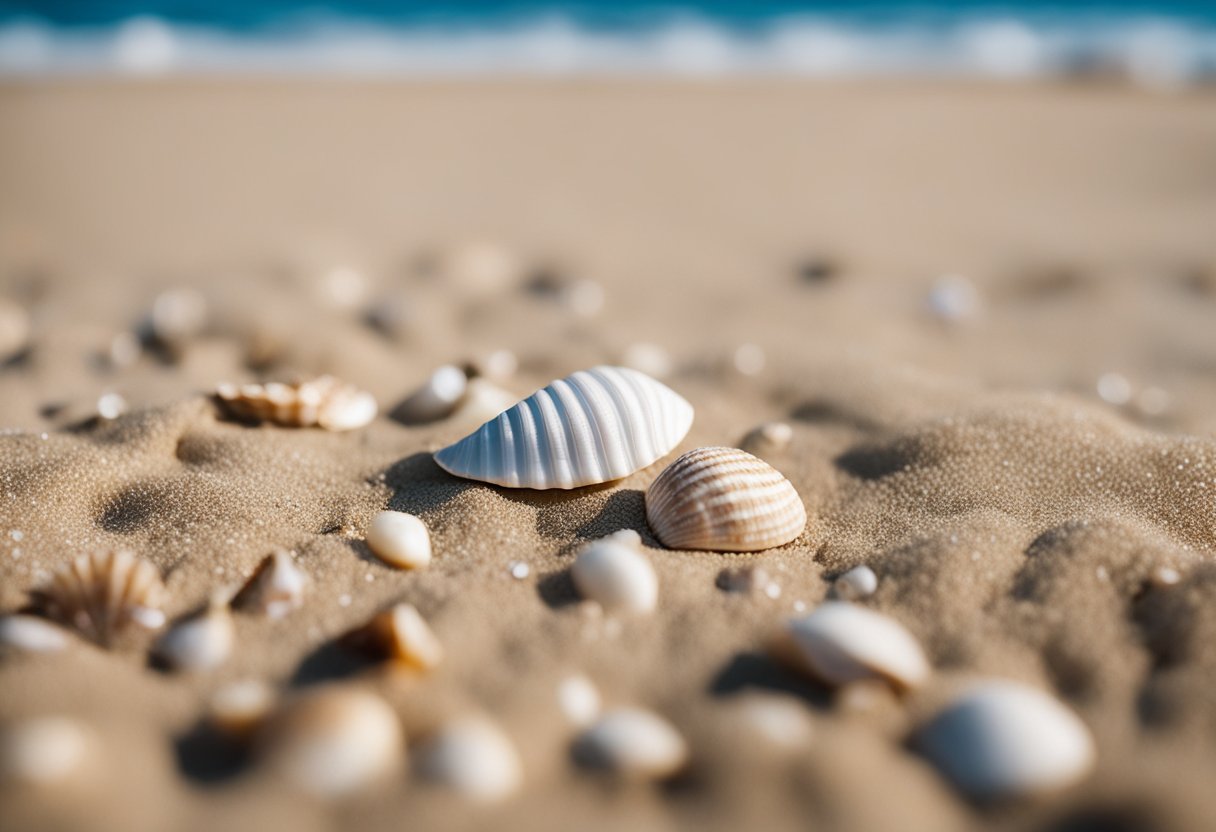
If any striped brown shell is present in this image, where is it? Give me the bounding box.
[31,550,167,647]
[645,447,806,552]
[215,375,376,431]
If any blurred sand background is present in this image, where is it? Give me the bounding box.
[1,80,1216,831]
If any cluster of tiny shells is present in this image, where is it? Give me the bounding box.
[646,446,807,552]
[30,550,167,646]
[434,366,693,490]
[215,375,377,431]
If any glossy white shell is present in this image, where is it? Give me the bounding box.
[32,550,167,647]
[915,681,1096,800]
[434,366,693,490]
[781,602,930,691]
[366,510,432,570]
[571,534,658,614]
[645,446,807,552]
[154,601,235,672]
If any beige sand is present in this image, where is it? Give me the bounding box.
[1,80,1215,831]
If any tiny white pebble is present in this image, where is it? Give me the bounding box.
[764,582,782,600]
[508,561,530,580]
[573,708,688,780]
[1150,566,1181,587]
[833,565,879,600]
[571,536,658,614]
[1097,372,1133,406]
[416,716,523,802]
[96,392,127,420]
[733,343,766,376]
[338,594,352,607]
[557,674,602,727]
[366,510,432,570]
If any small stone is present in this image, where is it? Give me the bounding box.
[716,564,770,595]
[557,674,601,727]
[833,565,878,600]
[508,561,530,580]
[0,615,71,653]
[571,536,658,615]
[573,708,688,780]
[416,716,523,802]
[209,680,277,738]
[366,511,432,570]
[1150,566,1181,588]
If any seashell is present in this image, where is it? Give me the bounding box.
[347,603,444,672]
[646,447,806,552]
[153,598,235,672]
[233,549,307,619]
[571,535,658,615]
[778,602,930,692]
[258,686,404,798]
[0,615,72,653]
[391,365,468,425]
[557,674,602,727]
[716,564,773,596]
[833,565,878,600]
[215,375,377,431]
[435,366,693,490]
[31,550,167,647]
[208,680,278,738]
[573,708,688,780]
[738,421,793,456]
[0,717,91,786]
[0,298,30,362]
[416,716,523,802]
[914,681,1095,800]
[366,510,432,570]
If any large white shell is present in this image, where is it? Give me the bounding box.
[233,549,308,619]
[31,550,167,647]
[915,681,1096,800]
[779,602,930,692]
[645,446,807,552]
[434,366,693,490]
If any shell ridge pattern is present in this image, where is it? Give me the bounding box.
[590,367,646,473]
[549,379,589,489]
[568,372,616,483]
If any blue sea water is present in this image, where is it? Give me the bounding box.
[0,2,1213,80]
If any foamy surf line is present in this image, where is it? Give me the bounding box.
[1,16,1214,86]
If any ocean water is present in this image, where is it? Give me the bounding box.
[0,2,1213,82]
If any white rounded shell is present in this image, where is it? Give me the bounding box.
[915,681,1096,800]
[416,716,523,802]
[782,601,930,691]
[434,366,693,490]
[645,446,807,552]
[571,536,658,614]
[573,708,688,780]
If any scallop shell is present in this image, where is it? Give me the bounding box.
[645,447,806,552]
[31,550,167,647]
[215,375,376,431]
[914,681,1095,800]
[434,366,693,490]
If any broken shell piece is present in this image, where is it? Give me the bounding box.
[434,366,693,490]
[233,549,307,619]
[366,510,432,570]
[571,536,658,615]
[416,716,523,802]
[258,686,404,798]
[646,447,807,552]
[0,615,72,653]
[739,421,793,456]
[0,717,91,787]
[215,375,377,431]
[833,565,878,600]
[573,708,688,780]
[915,681,1095,800]
[31,550,167,647]
[209,680,278,738]
[557,675,602,727]
[153,599,235,672]
[392,365,468,425]
[779,602,930,692]
[348,603,443,672]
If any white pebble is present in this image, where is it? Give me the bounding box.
[735,696,813,750]
[833,565,878,600]
[557,674,601,727]
[780,601,930,691]
[0,615,71,653]
[96,392,128,420]
[367,510,432,570]
[732,343,766,376]
[926,274,980,322]
[915,680,1095,800]
[154,601,235,672]
[416,716,523,802]
[571,536,658,614]
[1097,372,1133,406]
[394,365,468,424]
[508,561,530,580]
[573,708,687,780]
[0,717,90,786]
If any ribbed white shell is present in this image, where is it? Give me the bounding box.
[433,366,693,490]
[645,447,806,552]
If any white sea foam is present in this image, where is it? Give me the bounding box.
[0,15,1213,86]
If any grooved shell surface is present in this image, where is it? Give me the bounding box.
[645,446,807,552]
[433,366,693,490]
[31,550,167,647]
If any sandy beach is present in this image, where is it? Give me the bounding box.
[1,79,1216,831]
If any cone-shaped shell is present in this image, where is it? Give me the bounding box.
[645,447,806,552]
[434,366,693,490]
[31,550,167,647]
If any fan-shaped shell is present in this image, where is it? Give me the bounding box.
[215,375,376,431]
[645,447,806,552]
[433,366,693,490]
[31,550,167,647]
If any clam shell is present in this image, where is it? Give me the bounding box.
[645,447,806,552]
[572,708,688,780]
[914,681,1095,800]
[233,549,308,619]
[258,686,404,798]
[366,510,432,570]
[215,375,376,431]
[779,602,930,692]
[416,716,523,802]
[31,550,167,647]
[434,366,693,490]
[571,534,658,615]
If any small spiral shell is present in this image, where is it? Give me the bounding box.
[645,447,806,552]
